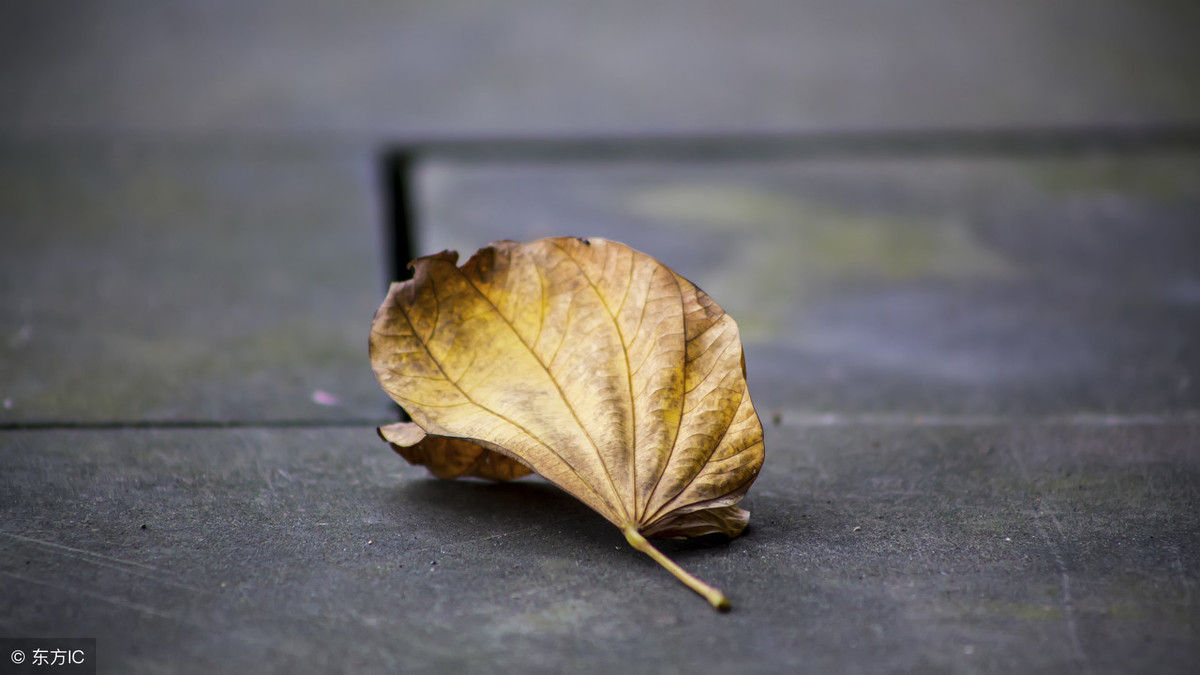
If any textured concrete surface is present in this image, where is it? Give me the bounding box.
[2,0,1199,138]
[2,2,1199,674]
[2,424,1196,674]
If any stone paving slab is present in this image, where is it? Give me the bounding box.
[1,424,1195,674]
[3,3,1197,675]
[417,154,1200,417]
[2,0,1198,138]
[0,146,391,424]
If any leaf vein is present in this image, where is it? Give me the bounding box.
[552,240,643,521]
[388,285,612,511]
[458,254,627,520]
[640,269,689,523]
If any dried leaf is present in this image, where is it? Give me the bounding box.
[370,237,765,610]
[379,421,532,482]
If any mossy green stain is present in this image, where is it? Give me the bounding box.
[626,183,1012,341]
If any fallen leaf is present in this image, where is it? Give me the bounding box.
[378,422,532,482]
[370,237,765,610]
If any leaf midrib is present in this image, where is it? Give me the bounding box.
[454,249,632,524]
[385,271,615,519]
[551,240,646,522]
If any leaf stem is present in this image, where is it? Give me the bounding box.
[623,526,731,612]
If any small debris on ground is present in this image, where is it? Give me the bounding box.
[311,389,339,406]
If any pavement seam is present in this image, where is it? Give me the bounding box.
[0,419,395,431]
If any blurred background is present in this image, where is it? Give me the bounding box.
[4,0,1199,136]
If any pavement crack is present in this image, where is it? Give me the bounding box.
[2,570,182,621]
[1008,448,1093,675]
[1,531,210,595]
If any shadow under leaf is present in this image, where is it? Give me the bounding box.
[393,476,584,520]
[386,476,747,555]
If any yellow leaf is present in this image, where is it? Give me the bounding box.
[378,422,533,482]
[370,237,765,610]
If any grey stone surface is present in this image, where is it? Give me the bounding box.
[417,155,1200,417]
[0,146,391,423]
[3,1,1199,672]
[2,0,1198,138]
[1,424,1196,674]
